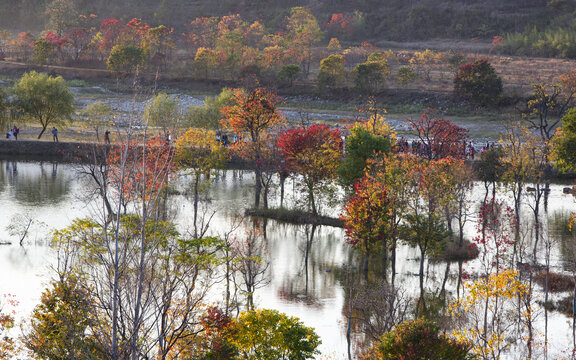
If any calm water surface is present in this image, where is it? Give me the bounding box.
[1,159,575,358]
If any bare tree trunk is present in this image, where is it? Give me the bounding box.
[193,176,199,238]
[254,169,262,208]
[131,133,150,360]
[111,133,132,360]
[279,171,287,208]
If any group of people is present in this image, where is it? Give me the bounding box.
[395,137,499,160]
[4,126,114,144]
[5,125,19,140]
[396,138,431,156]
[216,133,238,146]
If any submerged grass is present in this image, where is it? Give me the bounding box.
[432,238,479,262]
[245,207,344,227]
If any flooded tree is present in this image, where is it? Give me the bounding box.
[278,123,342,216]
[220,87,284,208]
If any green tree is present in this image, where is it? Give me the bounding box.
[194,47,219,79]
[354,60,389,94]
[0,89,11,133]
[33,37,53,66]
[174,128,226,238]
[476,146,505,201]
[230,309,321,360]
[380,318,473,360]
[23,276,104,360]
[552,107,576,172]
[397,66,417,86]
[185,88,233,131]
[317,54,345,91]
[12,71,75,139]
[401,214,450,288]
[277,64,301,87]
[338,124,391,188]
[106,45,146,73]
[45,0,78,35]
[144,92,181,136]
[454,59,502,106]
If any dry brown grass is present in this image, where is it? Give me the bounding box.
[384,52,576,97]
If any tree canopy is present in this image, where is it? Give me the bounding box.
[230,309,321,360]
[552,107,576,172]
[339,123,391,187]
[454,59,502,106]
[12,71,74,139]
[380,318,473,360]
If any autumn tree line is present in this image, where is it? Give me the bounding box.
[0,2,516,107]
[1,63,576,358]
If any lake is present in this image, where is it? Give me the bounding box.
[0,159,575,358]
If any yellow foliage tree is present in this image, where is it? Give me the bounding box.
[449,269,532,360]
[409,49,437,81]
[175,128,226,238]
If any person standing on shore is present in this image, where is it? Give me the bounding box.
[52,127,58,142]
[12,126,19,140]
[104,130,110,144]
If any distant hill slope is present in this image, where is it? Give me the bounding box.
[0,0,563,41]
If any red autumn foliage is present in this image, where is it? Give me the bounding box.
[277,123,342,171]
[408,108,468,160]
[99,18,123,51]
[186,17,219,50]
[107,138,174,202]
[277,124,342,215]
[45,32,67,48]
[473,198,516,270]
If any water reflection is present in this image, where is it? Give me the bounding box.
[0,161,71,205]
[1,160,576,358]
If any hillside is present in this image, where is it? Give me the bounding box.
[0,0,562,41]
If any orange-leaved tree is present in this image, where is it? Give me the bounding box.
[342,176,393,274]
[107,137,175,214]
[401,157,456,294]
[277,123,342,216]
[342,153,418,280]
[220,87,284,208]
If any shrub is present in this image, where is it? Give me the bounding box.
[454,59,502,106]
[397,65,417,86]
[380,318,473,360]
[433,239,479,262]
